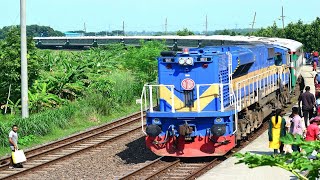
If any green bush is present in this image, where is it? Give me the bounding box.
[0,103,77,147]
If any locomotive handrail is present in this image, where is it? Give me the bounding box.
[143,84,175,113]
[235,68,282,111]
[140,85,147,135]
[195,83,229,113]
[144,83,231,113]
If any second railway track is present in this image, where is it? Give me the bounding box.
[0,112,144,180]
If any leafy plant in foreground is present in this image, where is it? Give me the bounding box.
[234,134,320,180]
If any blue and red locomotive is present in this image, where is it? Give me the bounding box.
[140,38,302,157]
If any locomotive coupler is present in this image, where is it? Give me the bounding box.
[178,122,195,141]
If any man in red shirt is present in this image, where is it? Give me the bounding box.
[305,116,320,141]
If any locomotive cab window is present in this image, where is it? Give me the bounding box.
[274,53,283,66]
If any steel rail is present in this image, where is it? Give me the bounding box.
[0,112,141,169]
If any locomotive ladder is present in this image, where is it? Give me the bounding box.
[226,51,238,135]
[227,51,235,106]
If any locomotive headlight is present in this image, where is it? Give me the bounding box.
[152,118,162,125]
[186,58,193,65]
[179,58,185,65]
[163,58,174,63]
[210,124,226,136]
[198,57,212,62]
[215,117,222,123]
[146,124,162,137]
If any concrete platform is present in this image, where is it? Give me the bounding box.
[197,131,296,180]
[198,65,315,180]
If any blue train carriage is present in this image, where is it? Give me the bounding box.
[139,42,293,157]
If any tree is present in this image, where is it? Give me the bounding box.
[26,25,64,37]
[0,25,64,39]
[235,134,320,180]
[0,27,41,109]
[249,17,320,52]
[218,29,231,35]
[176,28,194,36]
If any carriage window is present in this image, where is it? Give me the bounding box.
[274,53,283,66]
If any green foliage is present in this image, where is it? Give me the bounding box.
[0,41,165,149]
[217,29,239,36]
[177,28,195,36]
[0,25,64,39]
[121,41,166,84]
[18,135,36,146]
[235,134,320,180]
[28,81,65,113]
[0,28,165,148]
[0,27,41,106]
[0,39,164,115]
[0,103,77,147]
[26,25,64,37]
[6,99,21,115]
[251,17,320,52]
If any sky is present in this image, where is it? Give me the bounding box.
[0,0,319,32]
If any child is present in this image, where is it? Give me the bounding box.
[313,61,317,71]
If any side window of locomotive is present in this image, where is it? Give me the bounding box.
[274,53,283,66]
[267,48,275,60]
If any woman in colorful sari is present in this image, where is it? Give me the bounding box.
[268,108,287,154]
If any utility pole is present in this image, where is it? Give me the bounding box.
[250,12,256,35]
[281,6,285,29]
[205,15,208,36]
[165,18,167,35]
[84,22,86,33]
[20,0,29,118]
[122,21,125,36]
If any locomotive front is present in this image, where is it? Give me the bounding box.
[141,47,241,157]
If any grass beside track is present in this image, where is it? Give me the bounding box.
[0,102,140,158]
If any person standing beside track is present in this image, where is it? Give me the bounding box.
[299,86,315,128]
[268,109,286,154]
[305,117,320,141]
[289,107,304,152]
[8,125,20,169]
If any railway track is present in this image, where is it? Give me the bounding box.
[120,156,218,180]
[0,112,144,180]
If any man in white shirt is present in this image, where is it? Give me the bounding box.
[8,125,19,168]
